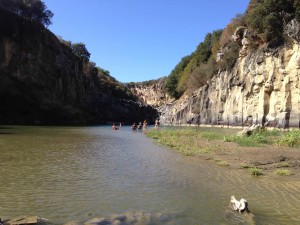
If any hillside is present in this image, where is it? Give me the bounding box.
[0,7,158,125]
[137,0,300,129]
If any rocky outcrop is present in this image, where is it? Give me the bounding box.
[127,77,173,107]
[1,212,172,225]
[0,8,158,125]
[3,215,38,225]
[159,20,300,128]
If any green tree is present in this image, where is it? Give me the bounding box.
[165,55,192,99]
[71,42,91,62]
[245,0,295,42]
[0,0,53,27]
[177,30,222,93]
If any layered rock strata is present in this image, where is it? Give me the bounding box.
[159,20,300,128]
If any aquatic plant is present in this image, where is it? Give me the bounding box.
[240,163,251,169]
[217,160,230,166]
[275,162,289,168]
[249,167,263,176]
[274,169,293,176]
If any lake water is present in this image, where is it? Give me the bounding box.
[0,126,299,224]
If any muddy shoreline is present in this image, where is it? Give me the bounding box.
[199,138,300,179]
[153,125,300,179]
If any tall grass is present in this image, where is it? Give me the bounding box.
[146,127,300,157]
[276,129,300,147]
[224,129,283,147]
[146,128,224,156]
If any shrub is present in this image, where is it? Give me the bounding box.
[276,129,300,147]
[186,58,216,92]
[240,163,251,169]
[217,160,230,166]
[220,13,246,46]
[249,167,263,176]
[275,169,292,176]
[218,41,240,71]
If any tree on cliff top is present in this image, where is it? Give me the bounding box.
[71,42,91,62]
[245,0,298,42]
[0,0,53,27]
[165,55,192,99]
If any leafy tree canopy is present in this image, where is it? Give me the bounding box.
[165,55,192,99]
[165,30,223,99]
[245,0,298,42]
[176,30,222,95]
[71,42,91,62]
[0,0,53,27]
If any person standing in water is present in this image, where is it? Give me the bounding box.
[132,123,137,131]
[155,119,160,129]
[143,119,147,130]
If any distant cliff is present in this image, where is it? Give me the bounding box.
[0,8,158,125]
[159,21,300,128]
[126,77,173,108]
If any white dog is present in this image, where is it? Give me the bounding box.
[230,196,249,212]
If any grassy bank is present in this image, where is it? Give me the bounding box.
[146,127,300,150]
[146,127,236,156]
[145,127,300,176]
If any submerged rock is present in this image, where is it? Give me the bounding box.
[236,124,261,136]
[62,211,171,225]
[4,216,38,225]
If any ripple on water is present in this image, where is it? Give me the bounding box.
[0,126,300,225]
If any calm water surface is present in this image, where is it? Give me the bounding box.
[0,126,299,224]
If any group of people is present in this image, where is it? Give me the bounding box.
[112,119,160,131]
[112,123,121,130]
[132,120,148,131]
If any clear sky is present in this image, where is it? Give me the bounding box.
[43,0,250,83]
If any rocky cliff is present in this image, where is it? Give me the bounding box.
[0,8,158,125]
[127,77,173,107]
[159,20,300,129]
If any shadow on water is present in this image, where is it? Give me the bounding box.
[0,126,15,134]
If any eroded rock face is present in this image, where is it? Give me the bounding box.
[284,19,300,42]
[159,22,300,128]
[0,9,158,125]
[128,77,174,107]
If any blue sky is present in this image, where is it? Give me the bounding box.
[43,0,250,83]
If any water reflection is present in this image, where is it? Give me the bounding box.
[0,126,299,224]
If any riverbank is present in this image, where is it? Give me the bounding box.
[146,126,300,179]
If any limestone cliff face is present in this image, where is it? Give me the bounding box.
[159,20,300,128]
[127,77,174,107]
